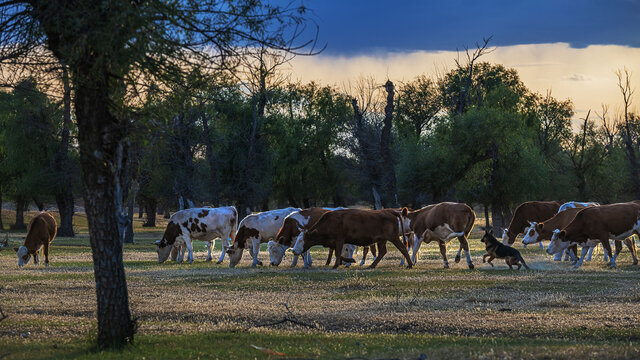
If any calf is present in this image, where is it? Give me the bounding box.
[227,207,300,268]
[293,208,412,268]
[267,207,352,268]
[481,230,529,270]
[155,206,238,264]
[408,202,476,269]
[14,212,57,267]
[547,202,640,269]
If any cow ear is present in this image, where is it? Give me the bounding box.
[536,223,544,231]
[401,207,408,216]
[14,247,19,252]
[558,230,566,240]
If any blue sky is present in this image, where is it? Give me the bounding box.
[303,0,640,54]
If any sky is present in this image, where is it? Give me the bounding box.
[282,0,640,120]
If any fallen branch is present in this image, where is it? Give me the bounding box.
[251,297,320,330]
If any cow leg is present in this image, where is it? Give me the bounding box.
[326,248,334,266]
[43,242,50,267]
[33,251,39,266]
[390,236,413,269]
[411,235,423,265]
[538,241,544,250]
[553,250,563,261]
[454,245,462,263]
[370,244,377,261]
[205,241,213,262]
[626,237,639,265]
[360,246,369,266]
[333,240,344,269]
[250,238,262,267]
[459,236,474,270]
[603,241,610,262]
[369,241,387,269]
[291,253,300,267]
[303,250,313,268]
[573,246,590,269]
[400,233,414,266]
[438,241,449,269]
[564,245,575,261]
[585,245,595,261]
[601,238,616,269]
[217,237,229,264]
[182,235,194,263]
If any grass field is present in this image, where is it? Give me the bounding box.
[1,210,640,359]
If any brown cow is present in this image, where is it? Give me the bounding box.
[14,212,57,267]
[292,208,412,269]
[548,202,640,269]
[502,201,561,246]
[267,207,355,267]
[408,202,475,269]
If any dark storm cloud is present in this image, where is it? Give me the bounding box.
[296,0,640,54]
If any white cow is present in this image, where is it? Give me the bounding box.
[155,206,238,264]
[228,207,300,268]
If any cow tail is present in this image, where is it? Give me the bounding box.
[397,208,408,246]
[518,253,530,270]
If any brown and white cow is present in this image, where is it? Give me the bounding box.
[521,206,597,263]
[14,212,57,267]
[155,206,238,264]
[227,207,300,268]
[407,202,475,269]
[547,202,640,269]
[502,201,561,247]
[267,207,355,268]
[292,208,412,268]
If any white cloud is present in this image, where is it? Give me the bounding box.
[288,43,640,121]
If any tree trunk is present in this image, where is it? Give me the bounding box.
[138,204,143,219]
[0,188,4,231]
[380,80,398,208]
[75,79,134,348]
[122,181,138,244]
[34,199,45,211]
[142,197,157,227]
[202,114,218,206]
[484,205,490,229]
[54,64,75,237]
[12,197,26,230]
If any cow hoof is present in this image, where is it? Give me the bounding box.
[359,261,365,266]
[454,255,461,263]
[216,260,223,265]
[443,264,449,269]
[406,264,412,269]
[368,265,377,269]
[634,260,638,265]
[257,261,263,266]
[468,263,475,270]
[206,258,212,262]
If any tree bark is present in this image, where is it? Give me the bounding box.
[380,80,398,208]
[74,79,134,348]
[54,64,75,237]
[142,197,157,227]
[12,197,26,230]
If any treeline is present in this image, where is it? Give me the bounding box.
[1,51,638,233]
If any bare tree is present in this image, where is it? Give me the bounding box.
[616,68,640,198]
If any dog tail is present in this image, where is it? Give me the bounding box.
[517,252,530,270]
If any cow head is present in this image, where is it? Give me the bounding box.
[268,240,288,266]
[156,222,182,263]
[547,229,569,255]
[226,242,244,268]
[15,245,32,267]
[522,221,540,245]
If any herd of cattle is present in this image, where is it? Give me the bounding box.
[8,200,640,269]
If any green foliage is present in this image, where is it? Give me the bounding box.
[0,78,61,202]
